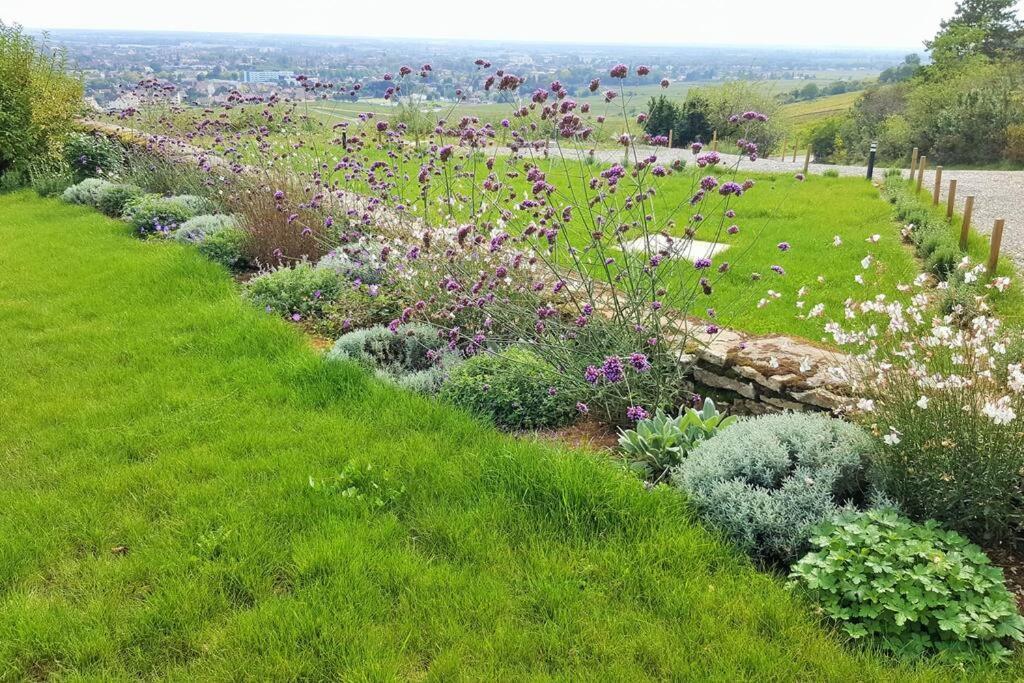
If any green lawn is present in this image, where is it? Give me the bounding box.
[0,190,1015,679]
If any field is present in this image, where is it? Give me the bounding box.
[4,190,1016,678]
[779,90,863,135]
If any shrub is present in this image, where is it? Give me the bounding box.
[95,183,143,217]
[197,227,248,269]
[171,214,238,243]
[30,169,75,197]
[63,132,122,180]
[829,278,1024,546]
[617,399,736,481]
[314,286,407,338]
[790,510,1024,662]
[0,23,82,178]
[61,178,114,206]
[1007,123,1024,164]
[327,323,460,394]
[673,413,873,565]
[316,243,386,285]
[925,242,960,279]
[440,347,580,430]
[242,261,344,318]
[122,194,205,236]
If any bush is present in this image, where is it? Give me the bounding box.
[314,286,407,338]
[925,242,960,279]
[61,178,114,206]
[197,227,248,269]
[30,169,75,197]
[242,261,345,318]
[122,194,206,236]
[63,132,122,180]
[171,214,238,243]
[673,413,874,565]
[316,243,386,285]
[1007,123,1024,164]
[95,183,143,217]
[790,510,1024,662]
[617,399,736,481]
[440,347,580,430]
[327,323,460,394]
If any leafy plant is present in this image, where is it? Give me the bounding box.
[29,169,75,197]
[61,178,114,206]
[327,323,460,394]
[790,510,1024,662]
[197,226,248,268]
[440,346,580,430]
[673,413,873,565]
[171,214,238,243]
[122,193,206,236]
[64,132,123,181]
[308,461,405,512]
[95,182,143,217]
[618,399,735,481]
[241,261,344,318]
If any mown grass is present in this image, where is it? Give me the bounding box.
[0,190,1017,679]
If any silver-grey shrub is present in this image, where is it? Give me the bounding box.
[327,323,459,394]
[61,178,114,206]
[171,214,238,244]
[673,413,874,565]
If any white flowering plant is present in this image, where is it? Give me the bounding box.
[826,274,1024,546]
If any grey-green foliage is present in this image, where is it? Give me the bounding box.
[618,399,736,481]
[242,261,344,317]
[61,178,114,206]
[328,323,460,394]
[316,243,385,285]
[172,214,238,244]
[95,183,143,217]
[122,193,206,235]
[673,413,873,565]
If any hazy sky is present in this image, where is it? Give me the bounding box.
[5,0,968,49]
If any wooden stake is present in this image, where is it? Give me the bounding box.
[916,156,927,192]
[712,130,718,152]
[960,195,975,250]
[932,166,943,205]
[668,129,673,149]
[946,179,957,219]
[909,146,919,179]
[988,219,1005,276]
[792,147,797,163]
[803,147,811,174]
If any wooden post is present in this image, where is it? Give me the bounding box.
[712,130,718,152]
[909,147,919,180]
[960,195,974,250]
[803,147,811,174]
[932,166,943,205]
[988,219,1005,276]
[916,156,927,192]
[946,179,957,219]
[668,129,673,149]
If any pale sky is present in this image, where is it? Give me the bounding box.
[5,0,970,49]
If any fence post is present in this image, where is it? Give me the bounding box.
[791,146,797,162]
[988,219,1005,276]
[916,156,927,192]
[960,195,974,250]
[946,179,957,219]
[712,130,718,152]
[932,165,943,205]
[803,147,811,174]
[909,146,919,180]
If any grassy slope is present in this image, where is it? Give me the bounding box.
[0,190,1012,679]
[780,91,862,134]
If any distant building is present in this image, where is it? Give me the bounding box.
[242,70,295,84]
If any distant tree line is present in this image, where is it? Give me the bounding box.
[808,0,1024,166]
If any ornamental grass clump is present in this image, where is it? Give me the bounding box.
[790,510,1024,663]
[673,413,874,565]
[827,281,1024,547]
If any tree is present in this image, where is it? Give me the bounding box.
[926,0,1024,60]
[643,95,681,142]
